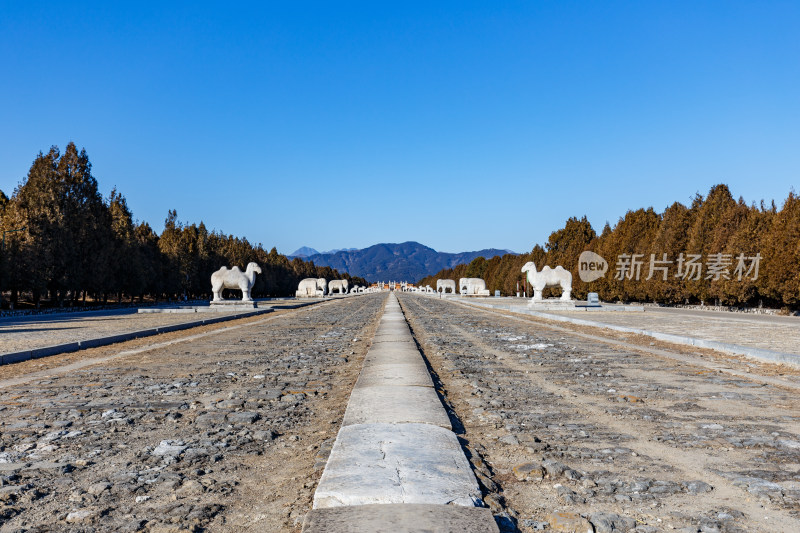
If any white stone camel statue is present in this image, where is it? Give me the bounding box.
[436,279,456,294]
[521,261,572,301]
[211,262,262,302]
[329,279,349,294]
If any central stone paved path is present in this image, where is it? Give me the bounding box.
[397,293,800,533]
[304,293,498,532]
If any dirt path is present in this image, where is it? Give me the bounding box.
[398,293,800,533]
[0,294,387,532]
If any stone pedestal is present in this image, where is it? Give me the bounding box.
[527,299,577,310]
[210,300,257,310]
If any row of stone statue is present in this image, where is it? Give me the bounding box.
[400,278,490,296]
[399,261,573,301]
[208,260,573,302]
[295,278,378,298]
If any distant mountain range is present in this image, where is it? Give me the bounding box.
[288,246,320,258]
[289,241,515,282]
[289,246,358,258]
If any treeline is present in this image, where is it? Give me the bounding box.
[0,143,366,308]
[420,184,800,308]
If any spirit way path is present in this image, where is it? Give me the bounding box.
[1,293,799,532]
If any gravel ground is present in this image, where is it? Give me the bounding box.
[398,293,800,533]
[0,293,386,532]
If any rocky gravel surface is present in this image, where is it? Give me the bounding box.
[0,293,386,532]
[398,293,800,533]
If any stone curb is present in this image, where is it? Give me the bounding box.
[303,503,498,533]
[458,299,800,368]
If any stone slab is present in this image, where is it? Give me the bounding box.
[374,324,411,334]
[380,315,407,321]
[342,386,450,428]
[31,342,81,359]
[372,332,416,339]
[313,423,481,509]
[371,335,416,345]
[209,300,257,310]
[156,323,193,334]
[367,340,418,352]
[363,345,425,366]
[526,299,644,312]
[354,362,433,389]
[376,321,410,328]
[0,351,32,365]
[302,504,499,533]
[527,300,579,310]
[377,319,409,327]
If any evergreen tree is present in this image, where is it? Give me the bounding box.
[108,189,141,301]
[761,193,800,306]
[545,216,596,298]
[647,202,690,302]
[465,256,488,279]
[12,144,110,305]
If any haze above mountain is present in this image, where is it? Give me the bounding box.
[290,242,515,282]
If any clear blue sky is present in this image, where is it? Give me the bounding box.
[2,1,798,254]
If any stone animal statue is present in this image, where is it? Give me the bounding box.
[329,279,349,294]
[436,279,456,294]
[296,277,328,297]
[459,277,487,295]
[211,262,262,302]
[522,261,572,301]
[296,278,318,297]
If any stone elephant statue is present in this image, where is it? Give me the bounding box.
[329,279,349,294]
[459,278,487,295]
[436,279,456,294]
[296,278,328,298]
